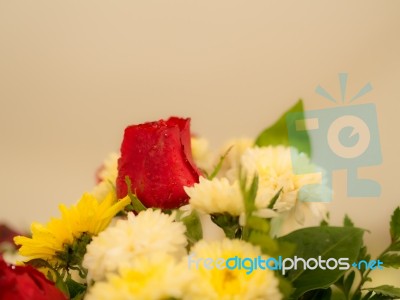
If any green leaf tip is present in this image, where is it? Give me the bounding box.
[390,207,400,242]
[364,285,400,299]
[255,99,311,157]
[125,176,147,212]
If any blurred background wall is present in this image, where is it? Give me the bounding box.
[0,0,399,264]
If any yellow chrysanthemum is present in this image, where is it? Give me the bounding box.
[185,238,282,300]
[14,193,130,263]
[85,255,190,300]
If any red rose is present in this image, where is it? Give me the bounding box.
[116,117,201,209]
[0,256,67,300]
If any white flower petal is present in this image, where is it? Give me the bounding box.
[83,210,187,282]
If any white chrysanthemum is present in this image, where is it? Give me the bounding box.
[85,255,190,300]
[241,146,329,235]
[191,137,214,173]
[271,201,328,236]
[185,238,282,300]
[241,146,329,210]
[91,152,119,200]
[218,138,254,180]
[83,210,187,282]
[185,176,244,216]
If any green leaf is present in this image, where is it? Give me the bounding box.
[246,215,270,233]
[208,146,232,180]
[277,240,297,260]
[344,270,356,296]
[357,246,372,270]
[381,253,400,269]
[300,288,332,300]
[71,293,86,300]
[248,230,279,255]
[255,99,311,157]
[239,174,258,214]
[278,276,294,300]
[243,213,296,257]
[239,172,259,240]
[389,241,400,252]
[267,188,282,209]
[66,276,86,299]
[344,215,355,227]
[26,258,61,282]
[178,210,203,247]
[320,213,330,227]
[320,219,329,227]
[361,291,373,300]
[331,286,347,300]
[25,258,53,270]
[125,176,147,212]
[210,213,240,239]
[390,207,400,242]
[278,226,364,299]
[55,275,70,298]
[364,285,400,299]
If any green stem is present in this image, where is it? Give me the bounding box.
[351,244,392,299]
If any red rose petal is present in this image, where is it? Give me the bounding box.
[0,256,67,300]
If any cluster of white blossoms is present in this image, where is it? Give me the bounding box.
[83,209,282,299]
[186,139,330,236]
[83,210,187,282]
[85,255,190,300]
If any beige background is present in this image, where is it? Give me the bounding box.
[0,0,400,266]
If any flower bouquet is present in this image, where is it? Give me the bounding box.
[1,100,400,300]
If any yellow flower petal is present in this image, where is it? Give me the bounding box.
[14,192,130,264]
